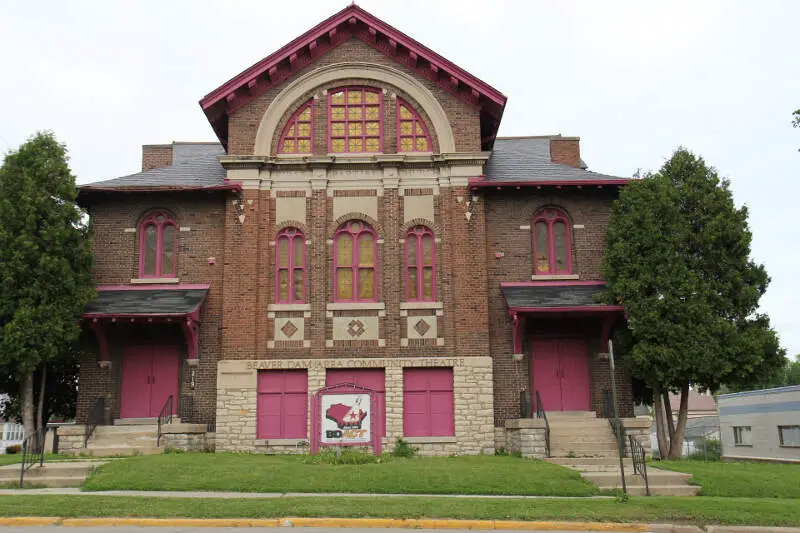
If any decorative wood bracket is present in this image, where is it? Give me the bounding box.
[181,313,200,360]
[90,319,110,363]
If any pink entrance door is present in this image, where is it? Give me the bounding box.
[120,346,179,419]
[531,338,590,411]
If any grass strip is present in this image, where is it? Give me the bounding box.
[655,459,800,498]
[0,495,799,526]
[83,454,599,496]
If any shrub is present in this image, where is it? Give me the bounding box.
[391,438,417,458]
[688,438,722,461]
[5,445,20,455]
[304,446,379,465]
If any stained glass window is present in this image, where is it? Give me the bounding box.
[275,227,305,303]
[532,208,572,275]
[279,101,313,154]
[405,225,436,301]
[397,99,432,153]
[329,87,382,153]
[139,212,177,278]
[334,220,377,301]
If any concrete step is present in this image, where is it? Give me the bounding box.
[114,418,179,426]
[550,436,619,444]
[18,476,85,488]
[95,425,158,435]
[546,456,634,466]
[550,444,619,454]
[0,464,94,480]
[545,411,598,418]
[582,470,691,486]
[616,484,700,496]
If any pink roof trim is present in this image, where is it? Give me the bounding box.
[509,305,624,314]
[96,284,211,291]
[470,178,629,188]
[200,4,506,111]
[501,280,606,288]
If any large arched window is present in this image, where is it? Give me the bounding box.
[278,100,313,154]
[328,87,382,153]
[405,225,436,301]
[533,208,572,275]
[139,211,177,278]
[276,228,306,303]
[397,99,432,152]
[334,220,377,302]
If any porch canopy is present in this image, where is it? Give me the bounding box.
[83,284,210,362]
[501,281,624,358]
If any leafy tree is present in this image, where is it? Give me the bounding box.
[793,109,800,128]
[602,148,785,459]
[0,132,94,447]
[788,355,800,386]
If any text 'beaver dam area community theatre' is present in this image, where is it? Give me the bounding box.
[61,3,652,458]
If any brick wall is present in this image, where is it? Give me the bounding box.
[549,138,581,168]
[483,188,633,426]
[227,38,481,155]
[141,145,173,171]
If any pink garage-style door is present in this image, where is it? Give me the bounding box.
[257,370,308,439]
[403,367,454,437]
[120,346,180,419]
[326,368,386,436]
[531,338,590,412]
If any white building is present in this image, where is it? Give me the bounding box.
[718,385,800,462]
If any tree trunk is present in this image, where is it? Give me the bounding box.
[667,383,691,459]
[36,366,47,451]
[653,384,669,459]
[662,390,676,439]
[20,371,35,444]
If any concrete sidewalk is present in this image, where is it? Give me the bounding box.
[0,488,613,499]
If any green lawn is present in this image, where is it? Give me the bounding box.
[656,459,800,498]
[0,495,799,526]
[83,454,599,496]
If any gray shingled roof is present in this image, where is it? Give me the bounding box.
[84,288,209,316]
[484,137,628,183]
[81,143,226,190]
[501,283,610,309]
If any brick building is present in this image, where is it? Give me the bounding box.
[70,4,637,457]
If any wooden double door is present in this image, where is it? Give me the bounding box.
[531,338,591,411]
[120,346,180,419]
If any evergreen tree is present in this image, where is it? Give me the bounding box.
[0,132,94,445]
[602,148,784,459]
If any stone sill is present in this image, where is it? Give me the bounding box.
[255,438,310,447]
[399,302,443,310]
[402,436,456,444]
[326,302,385,311]
[131,277,180,284]
[160,423,207,434]
[505,418,547,430]
[621,417,651,430]
[268,303,311,312]
[530,274,580,281]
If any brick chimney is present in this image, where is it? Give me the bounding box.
[549,137,581,168]
[141,144,173,171]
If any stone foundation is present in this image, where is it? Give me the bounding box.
[216,356,494,455]
[56,425,86,454]
[622,416,652,457]
[504,418,548,458]
[160,424,209,452]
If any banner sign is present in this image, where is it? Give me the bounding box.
[321,393,371,443]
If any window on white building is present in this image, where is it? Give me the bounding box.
[778,425,800,447]
[733,425,752,446]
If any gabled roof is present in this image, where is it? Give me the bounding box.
[79,143,236,195]
[476,137,629,187]
[83,285,210,317]
[200,4,507,151]
[500,281,623,312]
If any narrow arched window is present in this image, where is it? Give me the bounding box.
[276,228,306,303]
[397,99,432,152]
[278,100,313,154]
[533,208,572,275]
[334,221,377,302]
[405,226,436,301]
[139,211,177,278]
[329,87,382,153]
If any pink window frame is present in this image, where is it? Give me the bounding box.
[532,207,572,275]
[138,211,177,278]
[275,227,306,304]
[403,367,455,437]
[333,220,378,302]
[256,370,308,439]
[278,100,313,154]
[396,98,432,153]
[328,86,383,154]
[404,225,436,301]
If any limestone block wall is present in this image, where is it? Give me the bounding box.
[504,418,548,459]
[56,426,85,454]
[216,356,494,455]
[622,417,652,457]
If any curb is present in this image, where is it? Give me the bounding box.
[0,517,650,530]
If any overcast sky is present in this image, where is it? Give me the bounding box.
[2,0,798,357]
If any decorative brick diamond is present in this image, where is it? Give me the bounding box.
[281,320,298,339]
[347,319,366,338]
[414,318,431,337]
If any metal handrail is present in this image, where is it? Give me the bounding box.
[604,390,627,458]
[629,434,650,496]
[534,390,550,458]
[84,397,105,447]
[19,426,46,488]
[157,395,173,446]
